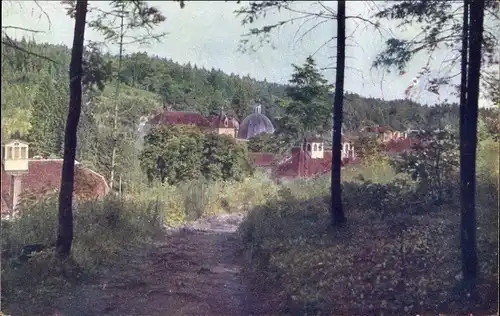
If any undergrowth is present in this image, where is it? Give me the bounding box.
[239,139,499,315]
[0,172,277,311]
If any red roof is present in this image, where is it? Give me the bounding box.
[207,114,239,129]
[149,110,211,127]
[1,159,109,217]
[249,152,277,167]
[272,148,334,180]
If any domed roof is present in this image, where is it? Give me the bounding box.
[237,104,275,139]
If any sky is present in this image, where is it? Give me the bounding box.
[2,1,497,107]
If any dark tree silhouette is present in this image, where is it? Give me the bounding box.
[460,0,486,282]
[56,0,88,258]
[331,0,347,226]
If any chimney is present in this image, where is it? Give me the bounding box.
[10,175,22,211]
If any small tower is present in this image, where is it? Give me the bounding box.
[1,140,29,212]
[342,141,353,160]
[305,137,324,159]
[254,103,262,114]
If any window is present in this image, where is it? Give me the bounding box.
[313,144,317,151]
[318,144,323,151]
[6,147,13,159]
[20,146,27,159]
[307,143,312,152]
[13,146,20,159]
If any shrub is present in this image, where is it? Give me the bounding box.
[178,178,220,220]
[140,125,204,184]
[240,173,498,315]
[1,193,163,305]
[343,152,396,184]
[247,133,289,154]
[391,129,459,206]
[140,125,253,184]
[240,139,498,315]
[201,133,254,182]
[352,135,380,160]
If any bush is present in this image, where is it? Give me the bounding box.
[1,173,279,310]
[201,133,254,182]
[239,145,498,315]
[343,152,396,183]
[1,194,163,305]
[140,125,253,185]
[247,133,289,154]
[140,125,205,184]
[129,173,279,227]
[390,129,459,206]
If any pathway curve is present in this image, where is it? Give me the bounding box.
[48,214,279,316]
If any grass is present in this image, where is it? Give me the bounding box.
[239,138,499,315]
[1,194,163,306]
[0,171,277,310]
[1,139,498,315]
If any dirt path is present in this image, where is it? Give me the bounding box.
[47,214,279,316]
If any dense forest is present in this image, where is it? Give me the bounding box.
[1,39,496,183]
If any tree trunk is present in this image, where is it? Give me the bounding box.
[56,0,88,259]
[460,0,485,282]
[459,0,469,273]
[109,3,126,190]
[331,0,346,226]
[459,0,469,204]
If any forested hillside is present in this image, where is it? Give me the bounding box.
[1,38,494,182]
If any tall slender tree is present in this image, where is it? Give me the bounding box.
[331,0,347,226]
[460,0,486,282]
[56,0,88,258]
[234,1,382,225]
[85,0,166,190]
[372,0,497,283]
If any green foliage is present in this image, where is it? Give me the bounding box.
[1,38,497,185]
[140,125,253,185]
[280,56,332,143]
[391,129,459,206]
[239,143,498,314]
[286,56,330,104]
[231,82,252,120]
[247,132,289,154]
[1,193,163,306]
[477,138,499,192]
[140,125,204,184]
[352,135,380,160]
[201,133,254,182]
[373,0,499,97]
[28,74,67,156]
[344,153,397,184]
[479,108,500,141]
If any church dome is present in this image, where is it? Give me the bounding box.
[237,104,275,139]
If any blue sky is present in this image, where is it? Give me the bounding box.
[2,1,497,107]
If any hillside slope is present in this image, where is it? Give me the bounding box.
[2,38,482,183]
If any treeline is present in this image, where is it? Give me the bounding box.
[1,38,496,179]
